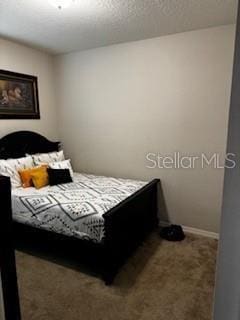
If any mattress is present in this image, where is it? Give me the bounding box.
[12,173,148,243]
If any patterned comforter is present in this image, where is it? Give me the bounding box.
[12,173,148,243]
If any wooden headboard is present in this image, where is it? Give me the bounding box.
[0,131,60,159]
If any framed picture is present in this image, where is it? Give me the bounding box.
[0,70,40,119]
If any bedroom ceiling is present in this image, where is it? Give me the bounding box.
[0,0,237,54]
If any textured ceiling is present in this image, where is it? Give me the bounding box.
[0,0,237,54]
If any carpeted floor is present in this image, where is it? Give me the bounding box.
[16,232,217,320]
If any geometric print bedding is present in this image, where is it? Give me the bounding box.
[12,173,148,243]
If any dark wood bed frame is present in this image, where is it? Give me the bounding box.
[0,131,159,284]
[0,176,21,320]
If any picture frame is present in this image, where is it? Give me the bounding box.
[0,70,40,119]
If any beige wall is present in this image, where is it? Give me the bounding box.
[55,25,235,233]
[0,38,59,140]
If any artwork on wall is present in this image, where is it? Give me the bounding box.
[0,70,40,119]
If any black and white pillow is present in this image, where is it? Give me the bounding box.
[31,150,65,165]
[0,156,34,188]
[49,160,74,179]
[47,168,73,186]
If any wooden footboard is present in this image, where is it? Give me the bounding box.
[101,179,160,284]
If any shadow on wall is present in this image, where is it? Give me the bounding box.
[158,181,169,224]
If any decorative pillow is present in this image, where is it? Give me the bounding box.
[6,156,34,170]
[19,168,34,188]
[47,168,73,186]
[30,166,49,189]
[31,150,65,165]
[0,160,20,188]
[0,156,34,188]
[49,160,74,179]
[19,165,47,188]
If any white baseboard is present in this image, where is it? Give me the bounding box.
[159,221,219,240]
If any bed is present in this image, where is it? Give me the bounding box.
[0,131,159,284]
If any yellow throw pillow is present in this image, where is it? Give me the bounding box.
[30,166,49,189]
[19,167,41,188]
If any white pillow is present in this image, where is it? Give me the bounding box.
[0,161,20,188]
[0,156,34,188]
[31,150,65,165]
[49,159,74,179]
